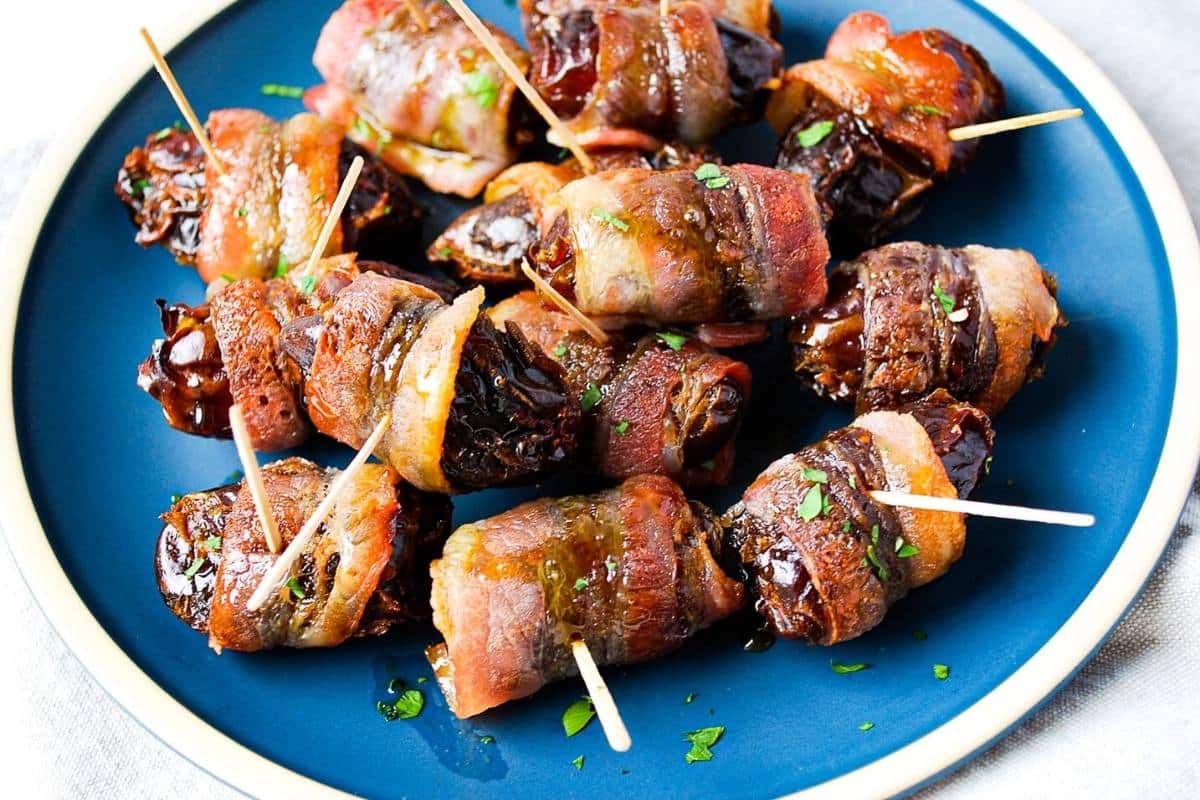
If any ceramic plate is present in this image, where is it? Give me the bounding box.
[2,0,1198,797]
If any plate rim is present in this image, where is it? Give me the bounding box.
[0,1,1197,799]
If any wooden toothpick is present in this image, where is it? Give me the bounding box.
[869,490,1095,527]
[441,0,595,173]
[138,27,225,175]
[246,414,392,612]
[948,108,1083,142]
[520,260,609,345]
[660,0,670,17]
[571,638,632,752]
[228,405,283,554]
[303,155,363,275]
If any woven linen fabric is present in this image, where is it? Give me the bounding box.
[0,2,1197,798]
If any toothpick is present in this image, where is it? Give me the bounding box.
[660,0,670,17]
[246,413,392,612]
[869,490,1095,527]
[138,27,226,175]
[441,0,595,173]
[404,0,430,31]
[571,638,632,752]
[948,108,1083,142]
[303,155,363,275]
[228,405,283,554]
[521,260,609,345]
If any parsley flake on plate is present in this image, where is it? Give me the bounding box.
[683,726,724,764]
[377,688,424,721]
[562,697,595,736]
[933,663,950,681]
[572,755,585,770]
[859,721,875,732]
[261,83,305,98]
[830,660,870,674]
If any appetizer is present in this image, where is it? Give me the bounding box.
[490,291,751,486]
[307,0,534,197]
[789,243,1063,415]
[766,12,1005,253]
[426,474,744,717]
[157,457,451,651]
[115,109,419,283]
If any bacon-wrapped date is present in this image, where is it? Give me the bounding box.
[789,242,1063,416]
[429,143,718,285]
[530,164,829,324]
[490,291,751,486]
[137,255,580,494]
[426,474,744,717]
[767,13,1005,253]
[115,110,420,283]
[723,390,994,644]
[307,0,533,197]
[157,457,452,650]
[526,1,782,150]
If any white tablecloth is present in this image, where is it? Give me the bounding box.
[1,2,1197,797]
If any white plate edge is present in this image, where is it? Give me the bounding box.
[0,1,1193,799]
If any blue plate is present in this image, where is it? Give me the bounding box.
[2,1,1198,797]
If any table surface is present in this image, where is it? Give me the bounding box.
[1,1,1197,797]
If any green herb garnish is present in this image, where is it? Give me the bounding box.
[378,688,424,720]
[553,343,568,358]
[298,275,318,296]
[464,70,500,108]
[656,331,687,351]
[170,493,183,504]
[830,660,870,674]
[261,83,305,98]
[436,246,453,258]
[580,382,602,412]
[132,178,151,194]
[417,676,427,684]
[286,577,306,599]
[274,254,290,278]
[605,555,618,579]
[574,577,589,591]
[866,543,890,582]
[183,557,205,579]
[802,466,829,483]
[842,521,852,534]
[203,535,222,551]
[859,721,875,732]
[590,207,630,232]
[220,273,236,283]
[693,162,730,190]
[572,755,585,770]
[613,420,630,436]
[479,734,495,744]
[795,120,834,147]
[895,537,919,558]
[932,285,956,315]
[796,484,823,521]
[684,693,697,704]
[236,207,248,218]
[153,127,174,141]
[912,104,945,116]
[683,726,724,764]
[562,697,595,737]
[933,663,950,681]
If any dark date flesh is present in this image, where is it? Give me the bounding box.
[115,132,422,266]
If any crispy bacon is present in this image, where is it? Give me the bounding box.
[724,391,993,644]
[157,457,452,651]
[531,164,829,324]
[490,291,751,486]
[788,242,1062,416]
[520,0,776,39]
[427,474,743,717]
[768,13,1004,252]
[309,0,532,197]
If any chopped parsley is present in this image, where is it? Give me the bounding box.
[574,577,589,591]
[460,47,476,59]
[613,420,630,436]
[795,120,834,147]
[796,484,823,522]
[580,382,602,412]
[220,273,236,283]
[830,660,870,674]
[693,162,730,190]
[261,83,305,98]
[932,285,956,315]
[153,127,174,141]
[590,207,630,232]
[377,688,424,720]
[683,726,724,764]
[382,205,392,215]
[656,331,688,351]
[286,577,306,599]
[912,104,945,116]
[848,475,857,489]
[236,207,248,218]
[933,663,950,681]
[895,537,919,558]
[274,254,290,278]
[802,466,828,483]
[417,676,428,684]
[478,734,495,744]
[572,755,585,770]
[183,557,205,579]
[436,246,453,258]
[352,117,391,147]
[866,531,891,581]
[842,521,852,534]
[562,697,595,737]
[170,493,183,504]
[553,343,568,358]
[605,555,618,579]
[684,693,697,704]
[464,70,500,109]
[203,535,222,551]
[298,275,319,296]
[859,721,875,732]
[913,630,927,641]
[132,178,151,195]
